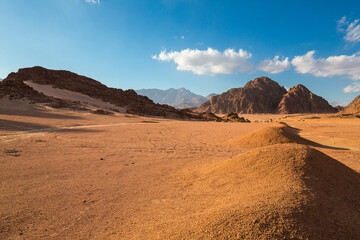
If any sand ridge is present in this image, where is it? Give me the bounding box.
[182,143,360,239]
[0,108,360,239]
[228,122,315,148]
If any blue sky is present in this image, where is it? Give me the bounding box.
[1,0,360,105]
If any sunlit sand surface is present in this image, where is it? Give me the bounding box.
[1,106,359,239]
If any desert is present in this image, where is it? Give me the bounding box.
[2,1,360,239]
[1,97,360,239]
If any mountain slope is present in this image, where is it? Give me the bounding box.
[277,84,336,113]
[0,66,209,119]
[197,76,287,114]
[206,93,218,99]
[342,95,360,114]
[197,77,336,114]
[136,88,208,108]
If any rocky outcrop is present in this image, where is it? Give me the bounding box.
[197,76,287,114]
[341,95,360,114]
[334,105,345,112]
[0,74,85,109]
[0,66,218,120]
[222,112,250,122]
[197,77,336,114]
[277,84,337,114]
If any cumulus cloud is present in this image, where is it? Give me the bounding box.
[85,0,100,4]
[257,56,290,74]
[343,82,360,93]
[152,48,253,76]
[291,50,360,80]
[337,16,360,43]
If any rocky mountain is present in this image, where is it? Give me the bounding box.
[197,77,336,114]
[197,77,287,114]
[342,95,360,114]
[206,93,218,99]
[136,88,208,108]
[277,84,337,114]
[0,66,216,120]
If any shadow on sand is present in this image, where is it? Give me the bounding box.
[0,108,85,120]
[279,122,350,151]
[0,119,101,133]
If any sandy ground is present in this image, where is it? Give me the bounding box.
[0,105,359,239]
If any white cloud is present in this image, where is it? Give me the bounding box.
[257,56,290,74]
[343,82,360,93]
[345,20,360,42]
[337,16,360,43]
[337,16,348,32]
[85,0,100,4]
[291,50,360,80]
[152,48,253,76]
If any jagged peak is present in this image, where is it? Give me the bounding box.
[288,84,310,92]
[244,76,284,90]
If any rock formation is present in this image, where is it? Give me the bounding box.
[277,84,337,114]
[342,95,360,114]
[334,105,345,112]
[197,76,287,114]
[0,66,215,120]
[197,77,336,114]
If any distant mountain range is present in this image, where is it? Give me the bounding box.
[2,67,358,116]
[136,88,216,109]
[196,76,337,114]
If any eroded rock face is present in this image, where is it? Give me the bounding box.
[197,77,336,114]
[2,66,168,115]
[342,95,360,114]
[0,66,217,120]
[197,76,287,114]
[277,84,337,114]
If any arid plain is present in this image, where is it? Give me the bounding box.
[1,102,359,239]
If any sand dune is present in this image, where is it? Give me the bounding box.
[228,123,313,148]
[1,109,359,239]
[185,143,360,239]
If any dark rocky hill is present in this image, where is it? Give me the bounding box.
[0,66,214,120]
[277,84,336,114]
[341,95,360,114]
[197,77,287,114]
[197,77,336,114]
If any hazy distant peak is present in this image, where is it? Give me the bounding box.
[136,88,208,108]
[206,93,218,99]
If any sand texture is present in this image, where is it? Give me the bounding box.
[1,106,360,239]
